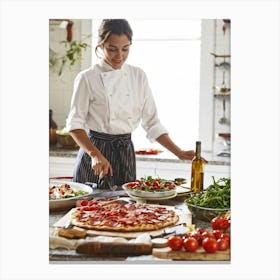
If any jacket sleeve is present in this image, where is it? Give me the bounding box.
[140,71,168,142]
[65,72,90,132]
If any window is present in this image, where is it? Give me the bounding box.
[92,19,202,150]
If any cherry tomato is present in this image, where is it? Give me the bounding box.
[217,238,229,251]
[196,227,206,235]
[201,231,215,240]
[153,181,159,186]
[183,237,199,252]
[190,232,202,245]
[213,229,223,240]
[182,232,192,239]
[167,236,183,251]
[167,184,175,190]
[211,216,230,231]
[126,182,136,188]
[202,237,218,253]
[220,233,231,246]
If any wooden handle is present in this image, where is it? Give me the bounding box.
[76,242,152,256]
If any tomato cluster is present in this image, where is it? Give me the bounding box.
[211,216,230,231]
[167,228,230,253]
[167,216,231,253]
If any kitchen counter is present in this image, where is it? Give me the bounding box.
[49,195,214,263]
[49,144,230,166]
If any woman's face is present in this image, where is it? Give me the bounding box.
[102,34,131,69]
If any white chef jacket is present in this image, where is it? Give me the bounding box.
[66,60,168,142]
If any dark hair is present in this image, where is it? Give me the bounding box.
[95,19,133,57]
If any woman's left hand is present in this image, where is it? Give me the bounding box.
[176,150,195,160]
[176,150,208,163]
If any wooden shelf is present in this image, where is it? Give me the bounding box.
[210,52,231,58]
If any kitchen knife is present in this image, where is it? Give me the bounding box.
[74,190,127,202]
[76,241,152,256]
[160,223,189,238]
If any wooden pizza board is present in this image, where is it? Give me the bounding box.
[152,247,230,261]
[53,205,192,239]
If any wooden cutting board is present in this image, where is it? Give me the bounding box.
[152,247,230,261]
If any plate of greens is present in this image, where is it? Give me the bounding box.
[185,177,230,221]
[122,176,176,198]
[49,180,93,209]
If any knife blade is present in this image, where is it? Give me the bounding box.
[160,223,189,238]
[92,190,126,198]
[76,241,152,257]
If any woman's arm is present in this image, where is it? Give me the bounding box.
[156,133,195,160]
[69,129,112,177]
[156,133,208,162]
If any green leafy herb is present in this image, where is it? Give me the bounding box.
[186,177,230,209]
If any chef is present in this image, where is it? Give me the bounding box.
[66,19,195,187]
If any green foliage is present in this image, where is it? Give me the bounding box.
[50,36,91,76]
[185,177,231,209]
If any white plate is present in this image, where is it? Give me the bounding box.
[49,180,93,209]
[122,182,176,198]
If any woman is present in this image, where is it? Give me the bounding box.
[66,19,195,187]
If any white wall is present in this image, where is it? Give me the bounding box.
[49,19,92,128]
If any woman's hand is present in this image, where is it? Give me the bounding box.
[69,129,113,178]
[90,152,113,178]
[176,150,208,163]
[176,150,195,160]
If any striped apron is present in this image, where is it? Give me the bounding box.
[72,130,136,187]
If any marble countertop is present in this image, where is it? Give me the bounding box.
[49,144,230,166]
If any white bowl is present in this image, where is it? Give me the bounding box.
[122,182,176,198]
[49,180,93,209]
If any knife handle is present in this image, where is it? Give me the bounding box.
[76,242,152,256]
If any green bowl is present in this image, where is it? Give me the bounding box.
[185,201,230,222]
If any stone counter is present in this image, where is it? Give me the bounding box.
[49,144,230,166]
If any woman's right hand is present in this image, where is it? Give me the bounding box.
[90,152,113,178]
[69,129,113,178]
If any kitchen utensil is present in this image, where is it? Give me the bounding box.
[76,241,152,256]
[98,174,118,191]
[160,223,189,238]
[219,97,230,125]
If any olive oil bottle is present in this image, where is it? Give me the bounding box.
[191,141,204,192]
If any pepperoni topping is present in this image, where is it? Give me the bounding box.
[74,199,176,229]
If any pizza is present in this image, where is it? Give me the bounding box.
[71,199,179,232]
